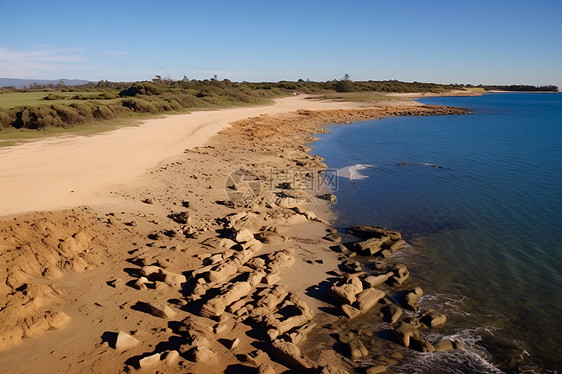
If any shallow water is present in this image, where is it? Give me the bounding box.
[311,93,562,373]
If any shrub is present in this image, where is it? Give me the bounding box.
[335,79,355,92]
[43,93,66,100]
[70,103,94,119]
[121,98,159,113]
[0,108,14,128]
[93,105,115,119]
[51,105,83,124]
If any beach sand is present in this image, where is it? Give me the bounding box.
[0,97,467,373]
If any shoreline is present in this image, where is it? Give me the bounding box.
[0,102,468,373]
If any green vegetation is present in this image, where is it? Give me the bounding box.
[2,77,555,134]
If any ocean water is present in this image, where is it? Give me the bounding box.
[311,93,562,373]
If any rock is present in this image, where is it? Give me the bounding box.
[410,336,435,353]
[142,198,153,204]
[258,364,277,374]
[389,264,410,285]
[354,238,384,256]
[362,274,389,288]
[115,331,140,350]
[420,309,446,327]
[234,229,254,243]
[264,273,280,285]
[133,277,150,290]
[320,365,350,374]
[287,323,316,345]
[391,322,420,347]
[165,350,180,366]
[148,302,177,319]
[329,275,363,305]
[267,249,295,273]
[206,261,239,283]
[140,264,162,277]
[163,271,187,288]
[366,365,387,374]
[190,346,216,363]
[348,338,369,359]
[247,269,267,286]
[270,339,318,371]
[224,338,240,350]
[200,282,252,317]
[218,238,237,250]
[341,304,361,319]
[350,226,401,241]
[356,288,386,312]
[226,296,251,314]
[256,286,289,310]
[433,339,455,352]
[241,238,263,252]
[403,287,423,311]
[203,253,223,265]
[214,322,228,334]
[108,278,123,288]
[390,239,407,252]
[139,353,161,368]
[324,232,342,243]
[168,211,190,224]
[382,304,402,324]
[337,331,357,344]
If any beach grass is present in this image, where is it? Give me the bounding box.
[0,91,121,109]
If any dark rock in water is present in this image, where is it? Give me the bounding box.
[433,339,455,352]
[382,303,402,324]
[391,322,420,347]
[389,264,410,286]
[396,162,444,169]
[410,336,435,353]
[389,239,407,252]
[363,274,389,288]
[366,365,388,374]
[403,287,423,311]
[349,226,402,241]
[353,238,384,256]
[420,309,446,327]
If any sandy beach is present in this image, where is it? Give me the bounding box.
[0,97,467,373]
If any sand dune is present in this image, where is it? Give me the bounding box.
[0,96,357,217]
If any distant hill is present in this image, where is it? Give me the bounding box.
[0,78,91,89]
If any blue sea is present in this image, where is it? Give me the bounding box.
[311,93,562,373]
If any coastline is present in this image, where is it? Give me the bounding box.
[0,101,468,373]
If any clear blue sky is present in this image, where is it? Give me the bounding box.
[1,0,561,86]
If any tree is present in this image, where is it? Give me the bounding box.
[335,74,354,92]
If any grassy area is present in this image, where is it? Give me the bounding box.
[0,91,120,109]
[0,111,169,148]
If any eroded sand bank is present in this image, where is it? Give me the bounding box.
[0,99,467,373]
